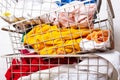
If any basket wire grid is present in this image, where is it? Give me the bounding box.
[5,53,116,80]
[0,0,117,80]
[0,0,115,55]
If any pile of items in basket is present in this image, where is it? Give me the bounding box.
[6,49,114,80]
[12,1,110,55]
[5,1,112,80]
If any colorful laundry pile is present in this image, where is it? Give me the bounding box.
[86,30,109,43]
[80,30,110,51]
[23,24,92,55]
[5,49,78,80]
[41,1,97,29]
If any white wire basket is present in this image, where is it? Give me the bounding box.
[4,53,118,80]
[0,0,117,80]
[0,0,115,55]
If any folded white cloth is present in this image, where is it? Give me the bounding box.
[75,57,113,78]
[18,65,76,80]
[54,56,115,80]
[80,39,110,51]
[80,29,110,51]
[54,72,107,80]
[18,64,108,80]
[95,51,120,80]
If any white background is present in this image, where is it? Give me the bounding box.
[0,0,120,79]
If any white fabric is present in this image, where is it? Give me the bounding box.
[95,51,120,80]
[80,39,110,51]
[75,57,113,77]
[18,56,115,80]
[18,51,120,80]
[80,30,110,51]
[18,65,75,80]
[18,65,108,80]
[54,72,106,80]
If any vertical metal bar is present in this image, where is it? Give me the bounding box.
[22,0,26,17]
[87,58,89,80]
[106,60,109,80]
[97,0,102,12]
[97,0,114,19]
[97,57,99,80]
[107,0,115,18]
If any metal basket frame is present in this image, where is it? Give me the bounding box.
[0,0,118,80]
[2,0,114,54]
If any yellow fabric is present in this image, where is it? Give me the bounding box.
[39,38,82,55]
[24,24,91,55]
[2,11,11,17]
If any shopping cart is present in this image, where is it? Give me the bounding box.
[0,0,117,80]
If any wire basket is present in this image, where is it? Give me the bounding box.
[0,0,118,80]
[0,0,115,55]
[1,0,114,55]
[3,53,118,80]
